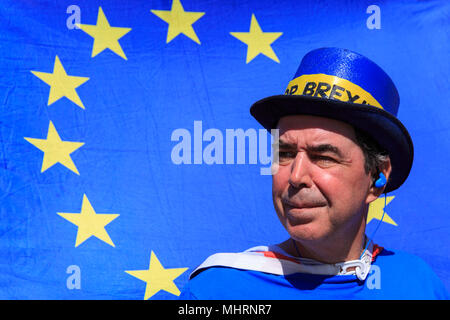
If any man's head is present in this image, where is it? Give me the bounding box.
[250,47,413,193]
[250,47,413,261]
[272,115,391,245]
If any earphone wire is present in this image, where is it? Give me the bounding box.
[360,191,387,260]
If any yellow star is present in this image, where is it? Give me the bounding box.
[151,0,205,44]
[125,251,188,300]
[24,121,84,175]
[57,194,119,247]
[367,196,397,226]
[31,56,89,109]
[230,14,283,63]
[77,7,131,60]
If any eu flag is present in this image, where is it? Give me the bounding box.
[1,0,449,299]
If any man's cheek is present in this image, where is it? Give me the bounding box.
[272,171,289,193]
[313,174,339,197]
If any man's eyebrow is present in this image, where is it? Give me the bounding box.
[307,144,343,157]
[273,140,297,149]
[273,141,344,157]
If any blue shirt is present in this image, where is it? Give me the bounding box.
[179,248,449,300]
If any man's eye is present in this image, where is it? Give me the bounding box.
[311,155,337,165]
[279,151,296,159]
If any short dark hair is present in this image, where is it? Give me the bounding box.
[353,127,389,177]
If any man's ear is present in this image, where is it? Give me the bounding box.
[366,157,392,204]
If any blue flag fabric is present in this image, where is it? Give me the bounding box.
[0,0,449,299]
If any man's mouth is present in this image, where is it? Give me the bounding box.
[282,198,326,210]
[281,198,326,225]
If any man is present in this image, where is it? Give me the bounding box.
[179,48,449,299]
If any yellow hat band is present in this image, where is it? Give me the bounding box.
[284,73,383,110]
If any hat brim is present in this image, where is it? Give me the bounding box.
[250,95,414,192]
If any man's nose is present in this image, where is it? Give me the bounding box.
[288,153,313,189]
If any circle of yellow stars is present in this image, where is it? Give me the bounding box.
[24,0,397,300]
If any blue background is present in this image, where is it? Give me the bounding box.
[0,0,449,299]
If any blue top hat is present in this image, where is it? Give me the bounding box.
[250,47,413,192]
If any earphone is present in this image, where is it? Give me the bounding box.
[360,172,388,261]
[374,172,387,188]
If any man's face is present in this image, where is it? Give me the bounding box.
[272,115,374,243]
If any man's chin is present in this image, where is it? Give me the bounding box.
[275,206,329,241]
[285,206,326,226]
[285,220,328,242]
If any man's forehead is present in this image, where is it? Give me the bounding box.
[276,115,356,140]
[275,115,359,154]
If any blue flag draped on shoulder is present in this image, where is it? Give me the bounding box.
[0,0,449,299]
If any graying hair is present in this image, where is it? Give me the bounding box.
[353,127,389,177]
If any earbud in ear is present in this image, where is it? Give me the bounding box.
[374,172,387,188]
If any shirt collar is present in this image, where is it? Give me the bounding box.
[249,239,375,281]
